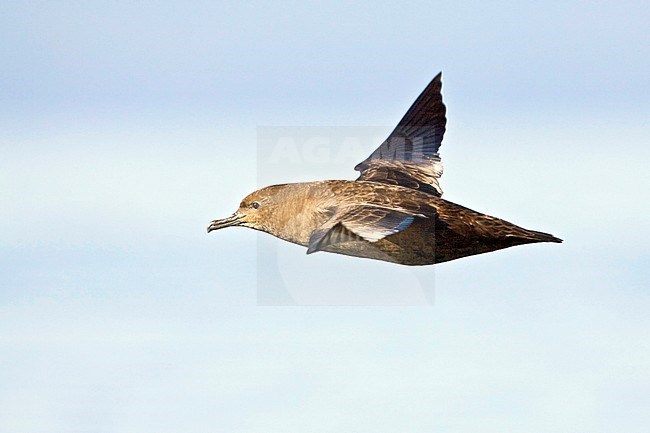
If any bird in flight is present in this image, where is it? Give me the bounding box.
[207,73,561,265]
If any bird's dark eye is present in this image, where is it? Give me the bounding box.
[251,201,260,209]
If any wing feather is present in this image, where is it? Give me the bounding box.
[355,72,447,196]
[307,205,423,254]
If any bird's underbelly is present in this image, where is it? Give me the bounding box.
[319,218,517,265]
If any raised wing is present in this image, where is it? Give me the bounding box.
[307,205,424,254]
[355,72,447,196]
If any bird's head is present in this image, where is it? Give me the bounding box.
[207,184,290,233]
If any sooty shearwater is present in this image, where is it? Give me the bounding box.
[207,73,562,265]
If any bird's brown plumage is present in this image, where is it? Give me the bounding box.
[207,73,562,265]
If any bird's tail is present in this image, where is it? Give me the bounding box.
[519,229,563,244]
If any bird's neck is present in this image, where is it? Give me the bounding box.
[266,182,334,246]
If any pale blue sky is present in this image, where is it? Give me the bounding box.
[1,1,649,432]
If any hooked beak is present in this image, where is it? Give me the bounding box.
[207,212,243,233]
